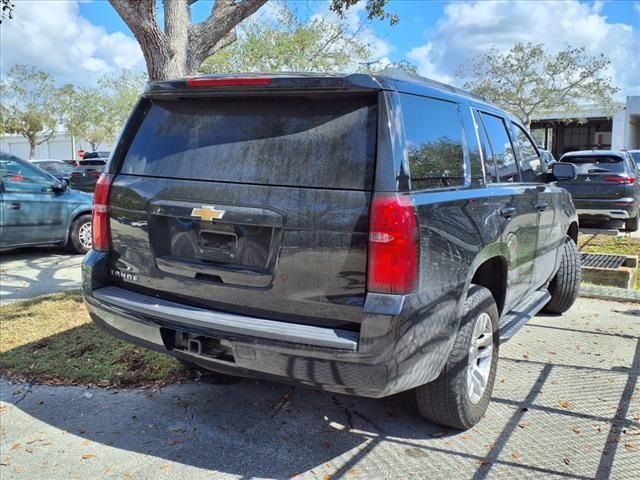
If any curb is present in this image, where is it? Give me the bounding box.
[579,285,640,304]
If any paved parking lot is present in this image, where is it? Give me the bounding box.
[0,249,83,306]
[1,297,638,479]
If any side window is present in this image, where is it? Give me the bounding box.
[400,94,465,190]
[479,113,519,182]
[511,123,543,182]
[473,110,499,183]
[0,159,53,193]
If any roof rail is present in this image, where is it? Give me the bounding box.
[379,67,487,102]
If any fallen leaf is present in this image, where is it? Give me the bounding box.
[511,451,521,461]
[82,439,92,446]
[563,458,571,465]
[348,467,362,476]
[160,464,171,473]
[461,434,470,440]
[10,443,21,451]
[477,459,491,465]
[323,475,331,480]
[81,454,97,460]
[572,427,581,434]
[518,421,530,429]
[559,400,575,410]
[25,448,33,454]
[624,442,637,452]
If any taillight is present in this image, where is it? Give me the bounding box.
[602,175,635,184]
[92,174,113,251]
[367,194,419,294]
[186,77,272,87]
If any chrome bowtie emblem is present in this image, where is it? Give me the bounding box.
[191,205,225,221]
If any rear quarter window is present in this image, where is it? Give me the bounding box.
[399,94,466,190]
[119,95,378,190]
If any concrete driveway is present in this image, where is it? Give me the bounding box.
[1,297,638,479]
[0,248,83,305]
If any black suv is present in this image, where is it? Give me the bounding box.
[557,150,640,231]
[82,73,581,429]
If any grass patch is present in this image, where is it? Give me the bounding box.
[577,234,640,290]
[0,292,190,387]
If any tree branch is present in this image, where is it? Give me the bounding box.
[188,0,267,70]
[108,0,167,78]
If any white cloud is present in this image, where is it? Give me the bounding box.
[407,0,640,96]
[0,0,144,85]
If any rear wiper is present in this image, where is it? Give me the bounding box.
[587,168,610,173]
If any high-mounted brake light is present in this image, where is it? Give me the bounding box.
[92,173,114,251]
[367,194,419,294]
[186,77,273,87]
[602,175,635,184]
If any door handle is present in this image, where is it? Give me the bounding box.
[500,207,516,218]
[6,202,21,210]
[536,202,549,212]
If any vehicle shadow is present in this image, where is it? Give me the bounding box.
[0,247,83,304]
[1,314,638,478]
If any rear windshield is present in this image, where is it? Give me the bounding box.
[79,160,107,166]
[120,95,378,190]
[561,155,625,173]
[83,152,110,159]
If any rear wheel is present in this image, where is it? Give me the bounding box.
[414,285,499,429]
[625,213,639,232]
[543,236,581,314]
[68,214,92,254]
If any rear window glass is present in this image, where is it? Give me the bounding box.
[561,155,625,173]
[120,95,377,190]
[79,160,107,166]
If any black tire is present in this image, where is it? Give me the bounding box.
[414,285,499,429]
[625,213,639,232]
[543,236,581,314]
[68,214,92,254]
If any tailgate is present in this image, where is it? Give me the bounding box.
[107,93,378,330]
[558,156,629,199]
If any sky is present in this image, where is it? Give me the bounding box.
[1,0,639,95]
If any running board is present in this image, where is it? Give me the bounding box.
[499,290,551,342]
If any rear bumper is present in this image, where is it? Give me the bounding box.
[82,251,456,398]
[574,198,636,220]
[577,208,631,220]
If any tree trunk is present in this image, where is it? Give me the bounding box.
[29,138,36,159]
[109,0,268,81]
[162,0,190,79]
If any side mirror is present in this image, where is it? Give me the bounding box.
[52,179,67,193]
[551,162,577,181]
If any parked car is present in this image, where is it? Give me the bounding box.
[82,73,580,429]
[0,152,94,253]
[31,159,74,185]
[69,151,110,192]
[557,150,640,231]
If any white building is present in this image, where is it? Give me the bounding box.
[0,131,113,160]
[531,95,640,157]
